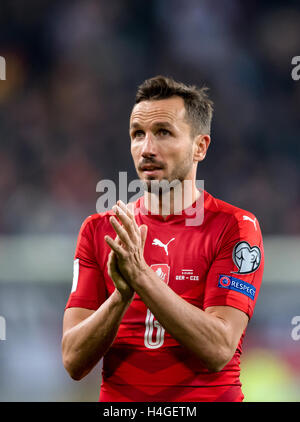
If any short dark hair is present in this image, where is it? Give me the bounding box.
[134,75,213,136]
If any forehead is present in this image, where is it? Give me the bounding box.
[130,96,186,127]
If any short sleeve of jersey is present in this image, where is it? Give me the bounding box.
[65,215,107,311]
[203,213,264,319]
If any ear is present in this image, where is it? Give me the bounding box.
[193,134,211,163]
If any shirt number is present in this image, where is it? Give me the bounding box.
[144,309,165,349]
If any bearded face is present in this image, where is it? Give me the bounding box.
[130,96,197,195]
[139,144,194,194]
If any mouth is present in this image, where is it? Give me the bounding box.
[140,167,163,176]
[139,164,164,176]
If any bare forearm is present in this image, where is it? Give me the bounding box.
[132,269,232,371]
[62,289,131,380]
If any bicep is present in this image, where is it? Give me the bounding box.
[63,307,95,337]
[65,216,108,311]
[205,305,249,349]
[204,214,264,320]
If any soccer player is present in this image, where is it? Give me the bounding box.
[62,76,264,402]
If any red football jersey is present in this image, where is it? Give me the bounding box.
[65,190,264,402]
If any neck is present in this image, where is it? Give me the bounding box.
[143,179,200,218]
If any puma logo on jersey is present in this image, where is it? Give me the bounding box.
[243,215,257,230]
[152,238,175,256]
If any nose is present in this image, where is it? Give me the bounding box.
[141,133,157,158]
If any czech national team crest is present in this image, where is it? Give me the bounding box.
[232,241,261,274]
[150,264,170,285]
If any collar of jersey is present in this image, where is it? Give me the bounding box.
[135,190,205,223]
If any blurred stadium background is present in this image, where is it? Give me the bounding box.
[0,0,300,402]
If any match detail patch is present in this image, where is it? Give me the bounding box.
[218,275,256,300]
[150,264,170,285]
[232,241,261,274]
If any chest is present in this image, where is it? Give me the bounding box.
[99,223,217,306]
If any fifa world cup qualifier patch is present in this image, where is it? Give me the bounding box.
[232,241,261,274]
[218,275,256,300]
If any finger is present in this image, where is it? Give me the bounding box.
[105,235,125,257]
[108,250,117,273]
[118,200,139,231]
[109,216,132,247]
[113,205,137,241]
[140,225,148,250]
[114,233,125,248]
[126,202,140,231]
[108,251,122,282]
[118,199,133,217]
[107,249,116,268]
[126,201,135,216]
[107,249,113,264]
[107,250,115,278]
[113,204,130,224]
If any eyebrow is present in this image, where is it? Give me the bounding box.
[129,121,174,131]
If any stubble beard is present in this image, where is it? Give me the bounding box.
[142,147,194,196]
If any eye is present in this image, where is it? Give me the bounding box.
[157,129,171,137]
[132,130,145,139]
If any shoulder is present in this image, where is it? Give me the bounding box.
[77,210,114,239]
[203,191,263,248]
[205,190,259,227]
[78,196,143,237]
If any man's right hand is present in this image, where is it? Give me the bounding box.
[107,248,134,302]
